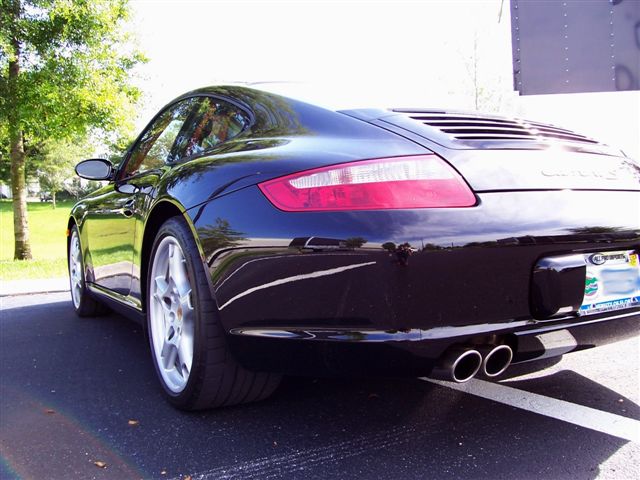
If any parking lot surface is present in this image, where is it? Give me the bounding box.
[1,292,638,479]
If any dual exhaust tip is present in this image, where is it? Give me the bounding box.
[431,344,513,383]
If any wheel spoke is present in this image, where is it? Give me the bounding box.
[170,248,188,294]
[74,243,81,264]
[161,340,177,370]
[178,290,193,312]
[154,276,171,299]
[177,345,190,379]
[161,244,171,284]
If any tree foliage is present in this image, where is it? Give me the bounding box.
[0,122,9,183]
[199,218,247,253]
[0,0,145,259]
[0,0,144,141]
[37,137,90,207]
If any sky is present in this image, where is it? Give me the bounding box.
[128,0,639,159]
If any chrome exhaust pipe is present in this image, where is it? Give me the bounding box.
[430,348,483,383]
[481,344,513,377]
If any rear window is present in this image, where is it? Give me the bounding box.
[182,98,249,158]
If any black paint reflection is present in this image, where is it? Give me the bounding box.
[198,218,247,257]
[395,242,414,266]
[189,187,639,342]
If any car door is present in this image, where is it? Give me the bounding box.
[85,98,200,297]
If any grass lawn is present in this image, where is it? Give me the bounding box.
[0,200,75,280]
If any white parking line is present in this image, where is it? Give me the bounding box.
[421,378,640,443]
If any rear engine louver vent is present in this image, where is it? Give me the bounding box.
[393,110,600,146]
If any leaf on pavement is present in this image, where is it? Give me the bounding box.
[94,461,107,469]
[128,419,139,426]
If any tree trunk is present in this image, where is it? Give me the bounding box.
[8,6,32,260]
[52,191,56,209]
[10,131,31,259]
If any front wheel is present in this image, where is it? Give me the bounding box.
[147,216,281,410]
[68,225,108,316]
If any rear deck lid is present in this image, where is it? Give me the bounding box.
[443,149,640,192]
[343,109,640,192]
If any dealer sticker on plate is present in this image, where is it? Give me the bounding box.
[579,250,640,316]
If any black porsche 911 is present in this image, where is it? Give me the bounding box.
[69,85,640,410]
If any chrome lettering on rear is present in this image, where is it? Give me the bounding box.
[541,167,620,180]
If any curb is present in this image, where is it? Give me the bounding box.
[0,278,70,297]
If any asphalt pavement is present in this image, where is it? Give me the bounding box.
[0,292,638,480]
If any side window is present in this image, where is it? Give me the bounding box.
[123,98,197,177]
[183,98,249,158]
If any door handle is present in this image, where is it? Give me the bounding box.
[120,199,135,217]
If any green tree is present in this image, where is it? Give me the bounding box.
[382,242,397,252]
[198,218,246,254]
[345,236,367,249]
[37,138,89,208]
[0,122,9,185]
[0,0,144,259]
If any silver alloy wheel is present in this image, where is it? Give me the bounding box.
[69,230,83,308]
[149,236,195,393]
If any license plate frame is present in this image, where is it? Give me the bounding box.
[578,250,640,316]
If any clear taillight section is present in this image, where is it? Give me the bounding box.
[258,155,476,212]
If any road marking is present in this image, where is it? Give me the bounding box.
[218,261,376,310]
[422,377,640,443]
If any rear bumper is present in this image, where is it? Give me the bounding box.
[226,309,639,376]
[514,310,639,362]
[187,187,640,376]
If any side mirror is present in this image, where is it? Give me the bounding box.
[75,159,114,181]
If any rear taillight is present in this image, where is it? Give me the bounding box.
[258,155,476,212]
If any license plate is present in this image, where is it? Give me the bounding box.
[578,250,640,316]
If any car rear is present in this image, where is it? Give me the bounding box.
[189,104,640,381]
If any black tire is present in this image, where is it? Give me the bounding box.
[68,225,109,317]
[146,216,281,410]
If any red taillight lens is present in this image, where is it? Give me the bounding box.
[258,155,476,212]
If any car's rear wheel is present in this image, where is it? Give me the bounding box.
[68,225,108,317]
[147,217,281,410]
